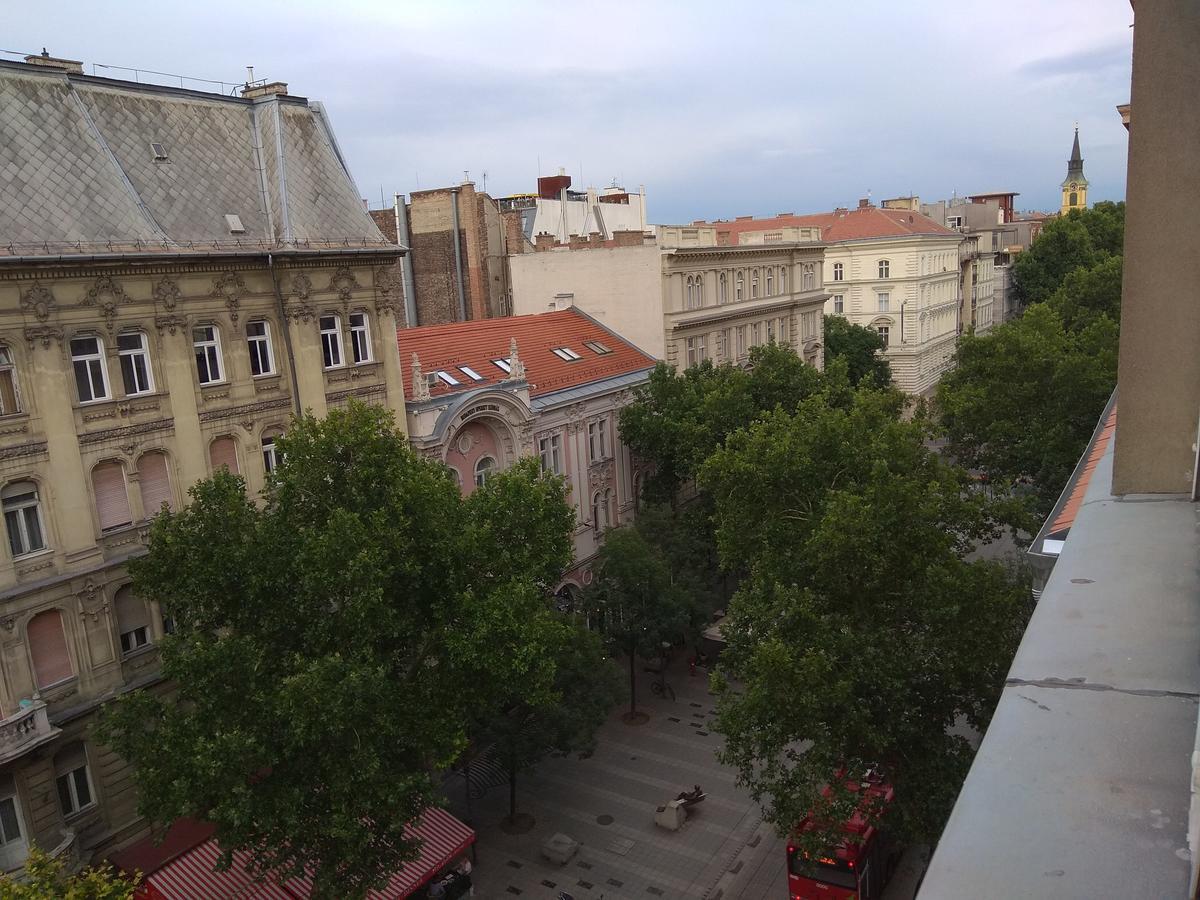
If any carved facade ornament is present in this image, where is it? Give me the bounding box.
[153,277,182,311]
[374,266,402,319]
[411,353,431,402]
[329,267,360,306]
[211,271,246,329]
[20,282,57,322]
[506,338,526,381]
[82,275,132,332]
[155,315,189,336]
[23,325,63,350]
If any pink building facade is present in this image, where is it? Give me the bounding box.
[396,309,655,600]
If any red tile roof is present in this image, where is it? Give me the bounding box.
[396,308,656,400]
[699,206,957,245]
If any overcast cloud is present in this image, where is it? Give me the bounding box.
[10,1,1134,222]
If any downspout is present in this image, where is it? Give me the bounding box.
[394,193,418,327]
[268,253,303,419]
[450,188,468,321]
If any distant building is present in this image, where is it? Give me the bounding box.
[697,202,963,394]
[0,52,405,875]
[508,232,828,373]
[396,307,655,599]
[1060,126,1089,215]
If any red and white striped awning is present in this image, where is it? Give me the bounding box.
[134,808,474,900]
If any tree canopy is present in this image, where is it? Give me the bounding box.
[822,315,892,387]
[99,402,577,899]
[700,389,1030,848]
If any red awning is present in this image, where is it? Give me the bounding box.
[115,808,474,900]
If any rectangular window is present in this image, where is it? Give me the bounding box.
[117,333,154,395]
[246,321,275,376]
[70,336,110,402]
[192,326,224,385]
[0,347,21,416]
[55,765,93,817]
[588,420,609,462]
[319,315,344,369]
[877,292,890,313]
[349,312,372,364]
[833,294,845,314]
[538,434,563,475]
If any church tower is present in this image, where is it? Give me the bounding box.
[1060,126,1089,215]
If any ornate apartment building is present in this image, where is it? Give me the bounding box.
[508,227,828,372]
[700,204,965,395]
[0,53,404,873]
[397,308,655,602]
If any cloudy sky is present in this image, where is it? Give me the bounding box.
[12,1,1133,222]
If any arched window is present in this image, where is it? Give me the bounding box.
[114,585,151,656]
[53,743,94,818]
[92,461,132,532]
[878,259,890,279]
[137,452,172,516]
[2,482,45,558]
[0,345,20,416]
[751,269,760,298]
[209,436,240,475]
[766,269,774,296]
[718,272,728,304]
[735,271,745,301]
[28,609,73,690]
[832,262,843,282]
[474,456,496,488]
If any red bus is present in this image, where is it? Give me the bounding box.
[786,770,897,900]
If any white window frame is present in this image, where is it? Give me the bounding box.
[832,262,844,282]
[538,433,563,475]
[55,758,94,818]
[0,346,21,416]
[246,320,276,377]
[115,332,154,397]
[319,314,344,369]
[878,259,890,279]
[2,483,46,559]
[349,311,372,364]
[70,336,111,403]
[474,455,496,487]
[192,326,225,386]
[833,294,845,314]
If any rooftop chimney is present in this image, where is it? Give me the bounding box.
[241,81,289,99]
[24,49,84,74]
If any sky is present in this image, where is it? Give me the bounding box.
[10,1,1134,223]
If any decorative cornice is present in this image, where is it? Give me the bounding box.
[78,418,174,445]
[198,397,291,424]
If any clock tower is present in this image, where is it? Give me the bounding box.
[1060,126,1089,215]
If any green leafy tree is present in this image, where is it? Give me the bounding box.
[823,315,893,387]
[583,527,690,719]
[98,403,575,899]
[481,621,621,826]
[699,391,1031,851]
[0,847,135,900]
[936,303,1118,520]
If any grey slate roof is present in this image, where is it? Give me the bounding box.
[0,60,390,256]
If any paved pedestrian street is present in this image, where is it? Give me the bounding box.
[444,658,788,900]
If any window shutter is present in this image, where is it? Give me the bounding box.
[209,437,239,475]
[92,462,131,531]
[114,586,149,635]
[28,610,73,689]
[137,452,172,515]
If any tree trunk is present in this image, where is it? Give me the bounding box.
[508,758,518,822]
[629,639,637,717]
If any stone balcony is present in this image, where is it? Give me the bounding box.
[0,700,61,765]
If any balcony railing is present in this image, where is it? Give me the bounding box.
[0,701,61,765]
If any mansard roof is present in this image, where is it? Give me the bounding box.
[0,59,391,258]
[397,308,656,401]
